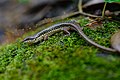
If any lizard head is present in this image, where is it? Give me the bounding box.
[22,36,36,43]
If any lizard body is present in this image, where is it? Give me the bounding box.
[23,21,117,53]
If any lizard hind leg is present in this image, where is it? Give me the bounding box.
[61,27,71,36]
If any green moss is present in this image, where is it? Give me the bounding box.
[0,16,120,80]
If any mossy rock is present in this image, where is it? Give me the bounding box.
[0,16,120,80]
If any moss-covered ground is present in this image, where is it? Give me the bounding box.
[0,16,120,80]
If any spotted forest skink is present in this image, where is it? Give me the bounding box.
[23,21,117,53]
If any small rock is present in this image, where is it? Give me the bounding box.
[111,31,120,52]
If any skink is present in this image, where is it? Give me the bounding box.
[23,21,117,53]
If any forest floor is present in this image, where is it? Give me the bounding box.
[0,16,120,80]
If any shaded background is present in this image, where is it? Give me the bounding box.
[0,0,119,45]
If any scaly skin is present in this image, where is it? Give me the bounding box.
[23,21,117,53]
